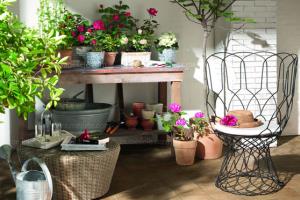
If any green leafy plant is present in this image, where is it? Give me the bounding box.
[0,0,65,119]
[129,30,152,52]
[102,34,120,52]
[84,28,105,52]
[155,32,179,53]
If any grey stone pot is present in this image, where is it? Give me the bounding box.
[158,48,176,63]
[86,51,104,68]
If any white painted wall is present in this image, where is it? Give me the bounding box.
[277,0,300,135]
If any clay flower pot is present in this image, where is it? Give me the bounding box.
[173,139,197,166]
[125,115,138,130]
[104,52,118,66]
[132,102,145,119]
[142,109,155,120]
[59,49,73,65]
[196,134,223,160]
[141,119,154,131]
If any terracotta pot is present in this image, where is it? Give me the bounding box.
[141,119,154,131]
[125,115,138,130]
[173,139,197,166]
[132,102,145,119]
[196,134,223,160]
[142,109,155,120]
[104,52,117,66]
[59,49,73,65]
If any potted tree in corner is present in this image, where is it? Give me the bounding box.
[161,103,197,166]
[0,0,64,121]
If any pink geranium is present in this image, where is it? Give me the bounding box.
[91,39,97,45]
[87,28,93,33]
[220,115,238,126]
[77,25,85,32]
[124,11,131,17]
[175,118,187,126]
[77,35,85,43]
[113,14,120,21]
[195,112,205,118]
[169,103,181,113]
[147,8,158,16]
[93,20,105,30]
[71,31,76,37]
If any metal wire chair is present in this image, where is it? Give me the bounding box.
[205,51,298,196]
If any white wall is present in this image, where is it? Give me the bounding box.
[277,0,300,135]
[63,0,213,114]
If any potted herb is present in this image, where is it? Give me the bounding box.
[0,0,64,120]
[161,103,197,166]
[85,20,106,68]
[190,112,223,160]
[155,32,179,64]
[102,34,120,66]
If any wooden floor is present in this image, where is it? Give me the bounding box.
[1,136,300,200]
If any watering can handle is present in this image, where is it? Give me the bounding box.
[22,157,53,200]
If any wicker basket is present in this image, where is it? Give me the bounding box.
[19,142,120,200]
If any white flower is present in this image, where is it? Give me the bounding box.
[138,29,143,35]
[120,36,129,45]
[158,32,177,48]
[139,39,147,45]
[132,39,137,44]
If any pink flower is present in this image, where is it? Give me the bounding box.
[220,115,238,126]
[147,8,158,16]
[71,31,76,37]
[109,24,114,29]
[87,28,93,33]
[175,118,187,126]
[91,39,97,45]
[195,112,205,118]
[77,25,85,32]
[77,34,85,43]
[93,20,105,30]
[125,11,131,17]
[169,103,181,113]
[113,14,120,21]
[80,129,90,140]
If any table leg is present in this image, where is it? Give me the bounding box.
[117,83,125,123]
[158,82,167,112]
[85,84,94,103]
[171,81,181,104]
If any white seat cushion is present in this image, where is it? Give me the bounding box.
[214,121,281,136]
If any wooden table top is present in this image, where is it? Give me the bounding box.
[62,66,185,75]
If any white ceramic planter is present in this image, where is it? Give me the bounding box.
[121,52,151,67]
[86,52,104,69]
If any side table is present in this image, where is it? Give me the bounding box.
[19,142,120,200]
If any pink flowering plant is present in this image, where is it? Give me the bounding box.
[58,9,90,49]
[189,112,211,137]
[220,114,238,127]
[83,20,107,52]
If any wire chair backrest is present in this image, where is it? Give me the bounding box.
[205,51,297,135]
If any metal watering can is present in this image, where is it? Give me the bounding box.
[0,145,53,200]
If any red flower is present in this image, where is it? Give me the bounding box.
[71,31,77,37]
[124,11,131,17]
[77,25,85,32]
[113,14,120,21]
[87,28,93,33]
[80,129,91,141]
[147,8,158,16]
[93,20,105,30]
[91,39,97,45]
[77,34,85,43]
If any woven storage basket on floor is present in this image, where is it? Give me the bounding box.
[19,142,120,200]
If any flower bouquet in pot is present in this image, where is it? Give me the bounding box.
[190,112,223,160]
[155,32,179,64]
[160,103,197,166]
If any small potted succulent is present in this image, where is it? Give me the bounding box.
[102,34,120,66]
[155,32,179,64]
[85,20,106,68]
[161,103,197,166]
[190,112,223,160]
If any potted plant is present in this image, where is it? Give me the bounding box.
[102,34,120,66]
[161,103,197,166]
[85,20,106,68]
[190,112,223,160]
[0,0,64,120]
[155,32,179,64]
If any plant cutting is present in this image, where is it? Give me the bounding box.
[190,112,223,160]
[84,21,106,68]
[102,34,121,66]
[155,32,179,64]
[161,103,196,166]
[0,0,65,119]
